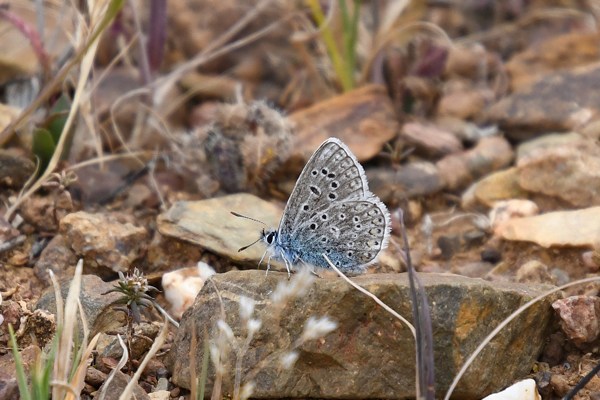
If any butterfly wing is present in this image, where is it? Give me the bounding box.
[277,138,370,239]
[286,199,391,272]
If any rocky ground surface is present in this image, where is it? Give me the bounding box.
[2,1,600,399]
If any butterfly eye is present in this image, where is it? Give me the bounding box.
[266,232,277,244]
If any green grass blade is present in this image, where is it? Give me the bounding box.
[307,0,353,91]
[346,0,361,75]
[83,0,125,55]
[40,336,58,399]
[8,324,33,400]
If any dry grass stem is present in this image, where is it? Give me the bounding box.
[119,317,169,400]
[361,21,453,83]
[64,333,100,400]
[98,334,128,400]
[52,258,83,400]
[153,1,301,107]
[4,0,122,220]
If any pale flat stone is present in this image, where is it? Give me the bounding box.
[496,207,600,247]
[157,193,282,265]
[483,379,540,400]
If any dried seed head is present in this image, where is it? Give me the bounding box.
[279,351,299,369]
[247,318,262,335]
[270,267,314,304]
[217,319,234,341]
[301,316,338,342]
[240,381,255,400]
[239,296,255,321]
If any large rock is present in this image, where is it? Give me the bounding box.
[169,271,558,399]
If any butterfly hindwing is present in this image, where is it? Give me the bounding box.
[280,199,390,272]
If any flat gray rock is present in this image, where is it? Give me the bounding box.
[157,193,282,266]
[169,270,558,399]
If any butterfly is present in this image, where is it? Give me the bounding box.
[235,138,391,275]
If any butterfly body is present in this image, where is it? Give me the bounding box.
[260,138,391,274]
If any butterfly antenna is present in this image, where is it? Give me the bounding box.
[238,236,262,252]
[230,211,268,227]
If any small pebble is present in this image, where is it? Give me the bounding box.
[489,199,539,233]
[482,378,540,400]
[582,250,600,272]
[463,229,487,247]
[162,262,216,319]
[481,248,502,264]
[516,260,555,285]
[552,296,600,345]
[437,235,461,260]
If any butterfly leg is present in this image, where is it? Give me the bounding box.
[258,250,268,270]
[265,254,274,276]
[283,257,292,279]
[300,259,320,278]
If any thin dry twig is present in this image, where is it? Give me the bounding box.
[323,254,416,338]
[98,334,129,400]
[152,1,301,108]
[4,0,123,221]
[361,21,453,83]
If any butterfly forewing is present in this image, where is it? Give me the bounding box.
[278,138,369,238]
